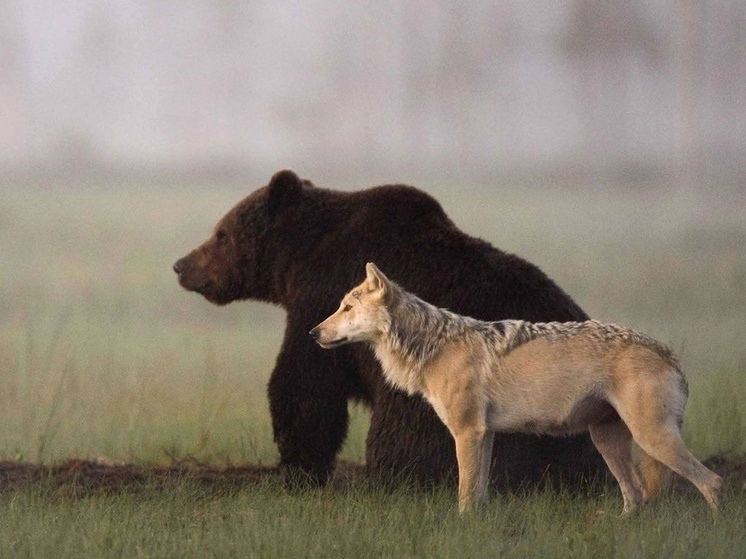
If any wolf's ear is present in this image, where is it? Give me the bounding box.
[365,262,389,293]
[267,169,303,213]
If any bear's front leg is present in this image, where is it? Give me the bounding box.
[366,386,458,488]
[267,320,353,488]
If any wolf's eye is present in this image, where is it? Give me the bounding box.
[342,304,352,312]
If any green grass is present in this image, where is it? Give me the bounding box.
[1,182,745,557]
[1,479,744,558]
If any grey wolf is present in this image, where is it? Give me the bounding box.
[310,262,723,514]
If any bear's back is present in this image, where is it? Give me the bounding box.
[301,183,587,325]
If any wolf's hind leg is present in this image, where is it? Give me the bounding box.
[589,419,644,516]
[638,449,671,502]
[627,422,722,512]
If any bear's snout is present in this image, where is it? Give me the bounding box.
[172,258,186,275]
[172,251,232,305]
[173,256,204,292]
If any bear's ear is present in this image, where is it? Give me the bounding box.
[365,262,389,294]
[267,169,303,212]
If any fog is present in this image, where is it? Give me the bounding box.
[2,0,745,186]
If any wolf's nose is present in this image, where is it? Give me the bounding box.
[173,259,185,275]
[309,326,320,340]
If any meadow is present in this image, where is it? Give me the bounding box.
[0,180,744,557]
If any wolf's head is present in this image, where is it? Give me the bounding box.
[310,263,392,349]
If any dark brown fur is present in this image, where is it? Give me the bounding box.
[174,170,608,490]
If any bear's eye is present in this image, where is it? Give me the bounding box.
[216,230,228,243]
[342,304,352,313]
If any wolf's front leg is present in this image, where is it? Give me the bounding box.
[476,431,495,503]
[454,429,489,513]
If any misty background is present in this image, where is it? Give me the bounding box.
[2,0,745,188]
[1,0,745,475]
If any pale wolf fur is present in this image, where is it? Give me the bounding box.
[310,263,723,515]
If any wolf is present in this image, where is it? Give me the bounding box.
[310,263,723,515]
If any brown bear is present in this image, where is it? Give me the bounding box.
[173,170,607,490]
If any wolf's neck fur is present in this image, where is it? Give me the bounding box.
[372,283,474,395]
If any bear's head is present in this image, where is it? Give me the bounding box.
[173,169,308,306]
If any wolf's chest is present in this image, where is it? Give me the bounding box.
[423,393,451,428]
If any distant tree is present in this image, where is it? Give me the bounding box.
[560,0,666,171]
[674,0,704,187]
[400,1,514,172]
[0,1,26,163]
[696,0,746,184]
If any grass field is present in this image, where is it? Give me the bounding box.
[2,478,745,558]
[1,181,744,557]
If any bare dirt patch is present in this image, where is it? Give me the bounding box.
[0,455,743,498]
[0,459,366,497]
